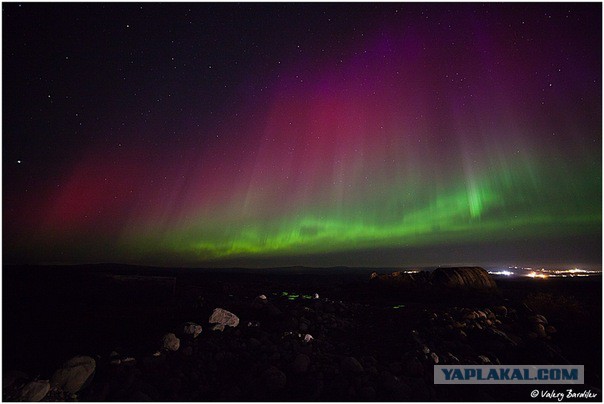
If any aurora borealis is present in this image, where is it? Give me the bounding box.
[3,3,601,267]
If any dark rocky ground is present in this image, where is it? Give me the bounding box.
[3,264,602,401]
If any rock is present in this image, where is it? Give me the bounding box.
[262,366,287,391]
[532,323,547,338]
[291,354,311,373]
[404,357,424,377]
[249,337,262,348]
[488,328,517,346]
[361,356,378,368]
[529,315,548,325]
[209,308,240,329]
[359,386,376,400]
[341,356,364,374]
[252,295,268,309]
[431,267,497,290]
[388,362,402,374]
[19,380,50,402]
[220,385,242,401]
[381,371,403,392]
[267,304,282,317]
[493,305,508,317]
[478,355,491,364]
[183,322,202,338]
[313,293,320,299]
[3,370,29,389]
[50,356,96,394]
[303,334,314,343]
[445,352,460,364]
[464,311,478,321]
[162,333,181,351]
[128,390,153,401]
[453,321,466,329]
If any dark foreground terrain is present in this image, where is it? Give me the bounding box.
[3,265,602,401]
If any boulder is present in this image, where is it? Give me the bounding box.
[359,386,376,400]
[340,356,364,374]
[493,305,508,317]
[252,295,268,309]
[50,356,96,394]
[532,323,547,338]
[529,315,548,325]
[291,353,311,373]
[431,267,497,290]
[3,370,29,389]
[403,356,424,377]
[19,380,50,402]
[545,325,557,334]
[162,333,181,351]
[478,355,491,364]
[209,308,240,329]
[183,322,202,338]
[262,366,287,391]
[266,304,282,317]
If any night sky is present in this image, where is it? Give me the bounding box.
[3,3,602,268]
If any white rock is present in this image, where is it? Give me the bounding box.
[162,333,180,351]
[313,293,320,299]
[257,294,267,300]
[50,356,96,394]
[209,308,240,329]
[304,334,314,342]
[19,380,50,401]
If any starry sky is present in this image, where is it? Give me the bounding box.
[3,3,602,268]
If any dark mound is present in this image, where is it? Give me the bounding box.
[371,266,497,293]
[431,267,497,290]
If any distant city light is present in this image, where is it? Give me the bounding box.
[488,270,514,276]
[492,266,600,279]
